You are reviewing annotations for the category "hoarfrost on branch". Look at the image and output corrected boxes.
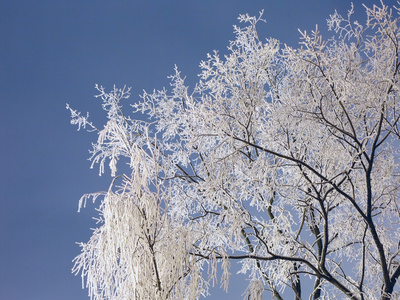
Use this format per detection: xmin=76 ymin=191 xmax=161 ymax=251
xmin=68 ymin=3 xmax=400 ymax=299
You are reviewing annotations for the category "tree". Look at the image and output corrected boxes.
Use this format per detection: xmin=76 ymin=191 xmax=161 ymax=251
xmin=67 ymin=3 xmax=400 ymax=299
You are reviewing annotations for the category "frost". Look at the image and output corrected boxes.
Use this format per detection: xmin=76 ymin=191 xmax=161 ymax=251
xmin=69 ymin=3 xmax=400 ymax=299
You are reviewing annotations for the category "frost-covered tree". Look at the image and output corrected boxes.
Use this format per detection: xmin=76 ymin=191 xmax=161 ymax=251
xmin=68 ymin=3 xmax=400 ymax=299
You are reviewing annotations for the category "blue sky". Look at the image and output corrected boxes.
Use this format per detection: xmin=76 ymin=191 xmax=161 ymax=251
xmin=0 ymin=0 xmax=382 ymax=299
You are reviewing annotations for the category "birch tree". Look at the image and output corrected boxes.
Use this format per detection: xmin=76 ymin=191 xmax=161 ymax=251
xmin=68 ymin=3 xmax=400 ymax=299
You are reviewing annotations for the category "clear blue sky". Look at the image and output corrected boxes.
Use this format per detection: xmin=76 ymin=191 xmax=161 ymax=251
xmin=0 ymin=0 xmax=379 ymax=299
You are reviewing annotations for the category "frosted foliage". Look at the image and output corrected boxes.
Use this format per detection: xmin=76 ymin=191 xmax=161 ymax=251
xmin=69 ymin=3 xmax=400 ymax=300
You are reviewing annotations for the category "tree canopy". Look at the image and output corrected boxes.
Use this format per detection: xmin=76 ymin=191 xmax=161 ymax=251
xmin=68 ymin=3 xmax=400 ymax=299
